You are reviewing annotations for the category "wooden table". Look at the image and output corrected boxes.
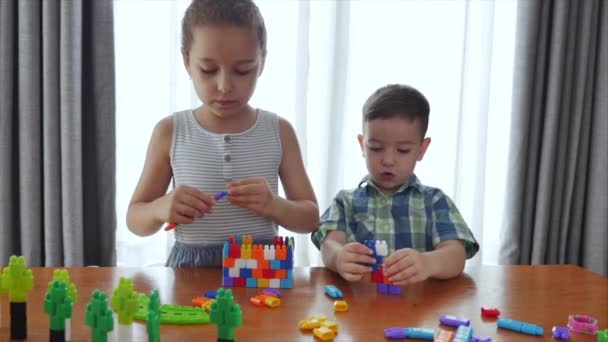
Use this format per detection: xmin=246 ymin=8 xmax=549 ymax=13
xmin=0 ymin=264 xmax=606 ymax=341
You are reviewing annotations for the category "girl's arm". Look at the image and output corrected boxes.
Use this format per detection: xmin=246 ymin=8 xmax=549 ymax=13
xmin=126 ymin=117 xmax=174 ymax=236
xmin=272 ymin=118 xmax=319 ymax=233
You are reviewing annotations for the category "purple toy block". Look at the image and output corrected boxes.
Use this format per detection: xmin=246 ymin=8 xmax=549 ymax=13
xmin=262 ymin=289 xmax=281 ymax=297
xmin=388 ymin=285 xmax=401 ymax=295
xmin=377 ymin=283 xmax=388 ymax=294
xmin=222 ymin=277 xmax=233 ymax=287
xmin=552 ymin=326 xmax=569 ymax=340
xmin=439 ymin=315 xmax=471 ymax=327
xmin=471 ymin=336 xmax=492 ymax=342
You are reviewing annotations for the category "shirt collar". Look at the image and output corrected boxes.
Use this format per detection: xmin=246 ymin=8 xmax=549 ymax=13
xmin=357 ymin=174 xmax=423 ymax=196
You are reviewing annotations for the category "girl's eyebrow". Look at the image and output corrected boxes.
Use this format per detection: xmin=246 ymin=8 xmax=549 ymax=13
xmin=198 ymin=57 xmax=256 ymax=64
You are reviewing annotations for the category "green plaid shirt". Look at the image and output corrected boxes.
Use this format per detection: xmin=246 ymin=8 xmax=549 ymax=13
xmin=311 ymin=175 xmax=479 ymax=258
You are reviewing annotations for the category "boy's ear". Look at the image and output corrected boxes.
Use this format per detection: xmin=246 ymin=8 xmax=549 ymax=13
xmin=182 ymin=49 xmax=192 ymax=78
xmin=357 ymin=134 xmax=365 ymax=155
xmin=417 ymin=137 xmax=431 ymax=161
xmin=258 ymin=56 xmax=266 ymax=76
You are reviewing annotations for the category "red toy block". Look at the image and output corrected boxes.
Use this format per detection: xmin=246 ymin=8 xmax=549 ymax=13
xmin=233 ymin=277 xmax=245 ymax=287
xmin=263 ymin=269 xmax=276 ymax=279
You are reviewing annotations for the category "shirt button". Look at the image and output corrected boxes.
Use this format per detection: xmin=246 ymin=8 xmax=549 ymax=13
xmin=224 ymin=135 xmax=231 ymax=143
xmin=224 ymin=153 xmax=231 ymax=162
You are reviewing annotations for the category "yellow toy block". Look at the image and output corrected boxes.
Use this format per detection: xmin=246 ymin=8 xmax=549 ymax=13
xmin=257 ymin=279 xmax=269 ymax=288
xmin=263 ymin=296 xmax=280 ymax=308
xmin=313 ymin=326 xmax=336 ymax=341
xmin=241 ymin=244 xmax=252 ymax=259
xmin=321 ymin=320 xmax=338 ymax=331
xmin=334 ymin=300 xmax=348 ymax=312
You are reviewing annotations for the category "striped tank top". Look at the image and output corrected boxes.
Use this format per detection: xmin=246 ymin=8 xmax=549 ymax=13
xmin=170 ymin=109 xmax=282 ymax=245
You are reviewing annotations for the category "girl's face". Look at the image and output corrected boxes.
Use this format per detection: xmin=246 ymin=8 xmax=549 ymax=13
xmin=183 ymin=25 xmax=263 ymax=120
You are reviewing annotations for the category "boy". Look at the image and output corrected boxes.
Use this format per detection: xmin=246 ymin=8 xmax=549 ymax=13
xmin=311 ymin=84 xmax=478 ymax=286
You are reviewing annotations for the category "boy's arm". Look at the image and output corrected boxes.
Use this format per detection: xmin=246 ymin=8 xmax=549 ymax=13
xmin=421 ymin=240 xmax=466 ymax=279
xmin=271 ymin=118 xmax=319 ymax=233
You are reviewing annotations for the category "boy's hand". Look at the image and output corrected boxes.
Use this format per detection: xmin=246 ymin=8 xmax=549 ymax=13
xmin=227 ymin=177 xmax=277 ymax=217
xmin=159 ymin=185 xmax=215 ymax=224
xmin=383 ymin=248 xmax=431 ymax=286
xmin=336 ymin=243 xmax=376 ymax=282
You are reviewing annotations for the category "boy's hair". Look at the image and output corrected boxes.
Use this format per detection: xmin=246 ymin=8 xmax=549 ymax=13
xmin=362 ymin=84 xmax=430 ymax=139
xmin=181 ymin=0 xmax=267 ymax=59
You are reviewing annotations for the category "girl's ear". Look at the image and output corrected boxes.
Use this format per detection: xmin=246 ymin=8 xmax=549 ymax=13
xmin=182 ymin=49 xmax=192 ymax=78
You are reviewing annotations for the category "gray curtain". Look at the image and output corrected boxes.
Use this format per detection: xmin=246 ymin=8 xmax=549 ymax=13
xmin=500 ymin=0 xmax=608 ymax=275
xmin=0 ymin=0 xmax=116 ymax=266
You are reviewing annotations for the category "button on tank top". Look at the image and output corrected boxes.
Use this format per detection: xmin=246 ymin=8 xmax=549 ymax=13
xmin=170 ymin=109 xmax=282 ymax=245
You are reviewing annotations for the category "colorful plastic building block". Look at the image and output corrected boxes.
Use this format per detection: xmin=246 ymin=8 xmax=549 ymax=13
xmin=453 ymin=325 xmax=473 ymax=342
xmin=262 ymin=288 xmax=281 ymax=297
xmin=567 ymin=314 xmax=598 ymax=334
xmin=205 ymin=290 xmax=218 ymax=299
xmin=435 ymin=329 xmax=455 ymax=342
xmin=365 ymin=240 xmax=401 ymax=295
xmin=440 ymin=315 xmax=470 ymax=327
xmin=481 ymin=307 xmax=500 ymax=318
xmin=111 ymin=277 xmax=139 ymax=325
xmin=334 ymin=300 xmax=348 ymax=312
xmin=298 ymin=314 xmax=328 ymax=330
xmin=146 ymin=290 xmax=160 ymax=342
xmin=313 ymin=326 xmax=336 ymax=341
xmin=497 ymin=317 xmax=543 ymax=336
xmin=324 ymin=284 xmax=343 ymax=298
xmin=222 ymin=235 xmax=294 ymax=289
xmin=250 ymin=294 xmax=280 ymax=308
xmin=44 ymin=280 xmax=73 ymax=342
xmin=470 ymin=336 xmax=492 ymax=342
xmin=209 ymin=288 xmax=242 ymax=341
xmin=85 ymin=290 xmax=114 ymax=342
xmin=552 ymin=326 xmax=569 ymax=340
xmin=384 ymin=327 xmax=434 ymax=340
xmin=135 ymin=293 xmax=210 ymax=324
xmin=1 ymin=255 xmax=34 ymax=340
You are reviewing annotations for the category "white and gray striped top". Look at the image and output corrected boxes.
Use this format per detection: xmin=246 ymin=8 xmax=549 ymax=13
xmin=170 ymin=109 xmax=282 ymax=245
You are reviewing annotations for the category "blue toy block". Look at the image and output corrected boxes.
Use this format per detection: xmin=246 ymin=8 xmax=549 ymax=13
xmin=239 ymin=268 xmax=252 ymax=278
xmin=223 ymin=268 xmax=229 ymax=277
xmin=223 ymin=242 xmax=229 ymax=258
xmin=246 ymin=278 xmax=257 ymax=288
xmin=377 ymin=283 xmax=388 ymax=294
xmin=269 ymin=260 xmax=281 ymax=270
xmin=280 ymin=278 xmax=292 ymax=289
xmin=222 ymin=277 xmax=233 ymax=287
xmin=286 ymin=270 xmax=292 ymax=280
xmin=324 ymin=285 xmax=343 ymax=299
xmin=236 ymin=235 xmax=242 ymax=244
xmin=205 ymin=290 xmax=217 ymax=299
xmin=388 ymin=285 xmax=401 ymax=295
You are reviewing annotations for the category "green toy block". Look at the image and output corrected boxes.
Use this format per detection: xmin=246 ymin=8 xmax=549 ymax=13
xmin=85 ymin=290 xmax=114 ymax=342
xmin=134 ymin=293 xmax=210 ymax=324
xmin=209 ymin=288 xmax=242 ymax=341
xmin=111 ymin=277 xmax=139 ymax=325
xmin=50 ymin=269 xmax=77 ymax=304
xmin=44 ymin=280 xmax=73 ymax=331
xmin=1 ymin=256 xmax=34 ymax=302
xmin=146 ymin=289 xmax=160 ymax=342
xmin=598 ymin=329 xmax=608 ymax=342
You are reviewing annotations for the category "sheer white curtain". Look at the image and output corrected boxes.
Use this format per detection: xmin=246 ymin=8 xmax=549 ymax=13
xmin=114 ymin=0 xmax=517 ymax=267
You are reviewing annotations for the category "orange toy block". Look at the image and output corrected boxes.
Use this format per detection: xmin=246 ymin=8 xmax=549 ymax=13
xmin=223 ymin=258 xmax=235 ymax=268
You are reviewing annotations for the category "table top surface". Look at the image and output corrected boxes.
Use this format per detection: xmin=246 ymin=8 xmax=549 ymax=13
xmin=0 ymin=264 xmax=606 ymax=341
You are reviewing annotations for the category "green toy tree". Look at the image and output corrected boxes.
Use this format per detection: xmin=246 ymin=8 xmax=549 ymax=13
xmin=85 ymin=290 xmax=114 ymax=342
xmin=146 ymin=289 xmax=160 ymax=342
xmin=1 ymin=255 xmax=34 ymax=340
xmin=209 ymin=288 xmax=242 ymax=342
xmin=44 ymin=280 xmax=73 ymax=342
xmin=49 ymin=269 xmax=77 ymax=304
xmin=111 ymin=277 xmax=138 ymax=325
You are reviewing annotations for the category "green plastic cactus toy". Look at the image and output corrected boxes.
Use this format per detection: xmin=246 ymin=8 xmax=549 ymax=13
xmin=209 ymin=288 xmax=242 ymax=342
xmin=111 ymin=277 xmax=139 ymax=325
xmin=146 ymin=289 xmax=161 ymax=342
xmin=1 ymin=255 xmax=34 ymax=340
xmin=44 ymin=280 xmax=73 ymax=338
xmin=85 ymin=290 xmax=114 ymax=342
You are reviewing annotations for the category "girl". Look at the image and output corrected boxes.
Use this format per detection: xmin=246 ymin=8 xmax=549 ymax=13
xmin=127 ymin=0 xmax=318 ymax=267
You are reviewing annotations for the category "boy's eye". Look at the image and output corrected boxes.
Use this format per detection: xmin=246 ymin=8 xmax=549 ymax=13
xmin=398 ymin=149 xmax=411 ymax=154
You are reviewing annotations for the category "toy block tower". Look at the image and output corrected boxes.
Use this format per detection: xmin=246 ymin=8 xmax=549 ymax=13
xmin=364 ymin=240 xmax=400 ymax=295
xmin=222 ymin=235 xmax=294 ymax=289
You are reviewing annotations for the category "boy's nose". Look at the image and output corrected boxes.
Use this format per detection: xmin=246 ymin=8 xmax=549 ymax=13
xmin=382 ymin=153 xmax=395 ymax=166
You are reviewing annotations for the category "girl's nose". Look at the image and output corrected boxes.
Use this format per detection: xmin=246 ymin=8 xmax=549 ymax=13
xmin=218 ymin=72 xmax=233 ymax=94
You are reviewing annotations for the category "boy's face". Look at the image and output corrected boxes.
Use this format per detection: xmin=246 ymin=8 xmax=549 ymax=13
xmin=183 ymin=25 xmax=263 ymax=119
xmin=358 ymin=116 xmax=430 ymax=195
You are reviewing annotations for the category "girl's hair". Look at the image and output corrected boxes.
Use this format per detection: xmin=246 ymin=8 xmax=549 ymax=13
xmin=181 ymin=0 xmax=267 ymax=59
xmin=362 ymin=84 xmax=430 ymax=139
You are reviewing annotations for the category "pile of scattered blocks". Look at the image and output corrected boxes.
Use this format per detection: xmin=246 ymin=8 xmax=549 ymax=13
xmin=222 ymin=235 xmax=294 ymax=289
xmin=364 ymin=240 xmax=400 ymax=295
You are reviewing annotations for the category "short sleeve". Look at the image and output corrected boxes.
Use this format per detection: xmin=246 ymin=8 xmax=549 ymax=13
xmin=431 ymin=191 xmax=479 ymax=259
xmin=310 ymin=191 xmax=349 ymax=250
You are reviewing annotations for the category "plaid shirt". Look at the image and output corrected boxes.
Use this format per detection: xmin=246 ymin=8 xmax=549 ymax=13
xmin=311 ymin=174 xmax=479 ymax=258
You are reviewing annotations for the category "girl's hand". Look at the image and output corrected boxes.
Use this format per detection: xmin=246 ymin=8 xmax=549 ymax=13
xmin=226 ymin=177 xmax=277 ymax=217
xmin=382 ymin=248 xmax=431 ymax=286
xmin=336 ymin=243 xmax=376 ymax=282
xmin=158 ymin=185 xmax=215 ymax=224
